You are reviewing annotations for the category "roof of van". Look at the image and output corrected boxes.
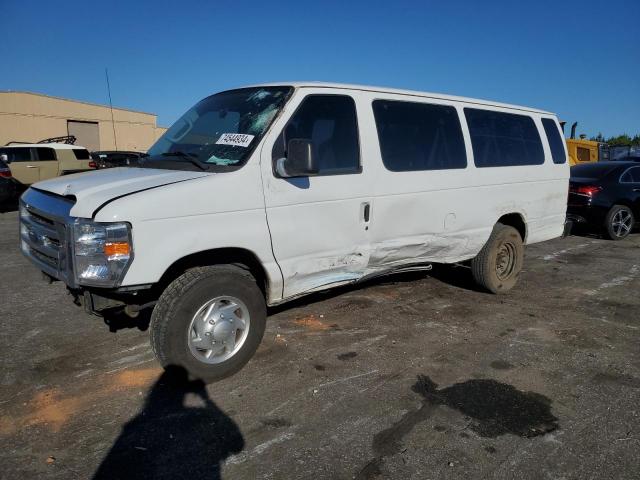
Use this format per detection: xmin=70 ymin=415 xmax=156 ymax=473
xmin=2 ymin=143 xmax=87 ymax=149
xmin=243 ymin=82 xmax=554 ymax=115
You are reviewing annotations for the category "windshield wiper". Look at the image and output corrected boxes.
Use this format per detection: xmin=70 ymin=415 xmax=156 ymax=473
xmin=160 ymin=151 xmax=208 ymax=171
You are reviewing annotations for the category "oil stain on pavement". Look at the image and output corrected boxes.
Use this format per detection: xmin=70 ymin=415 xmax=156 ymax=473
xmin=356 ymin=375 xmax=559 ymax=479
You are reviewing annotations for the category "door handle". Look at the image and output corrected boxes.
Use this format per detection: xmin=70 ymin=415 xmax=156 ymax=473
xmin=363 ymin=203 xmax=371 ymax=222
xmin=26 ymin=165 xmax=37 ymax=168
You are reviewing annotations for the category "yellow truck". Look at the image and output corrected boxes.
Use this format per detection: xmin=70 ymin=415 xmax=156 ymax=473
xmin=563 ymin=122 xmax=604 ymax=165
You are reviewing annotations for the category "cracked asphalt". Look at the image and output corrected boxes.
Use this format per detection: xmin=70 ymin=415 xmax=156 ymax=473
xmin=1 ymin=208 xmax=639 ymax=479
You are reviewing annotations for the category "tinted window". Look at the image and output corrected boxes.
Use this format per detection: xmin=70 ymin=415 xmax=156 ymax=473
xmin=541 ymin=118 xmax=566 ymax=164
xmin=372 ymin=100 xmax=467 ymax=172
xmin=72 ymin=149 xmax=90 ymax=160
xmin=35 ymin=147 xmax=57 ymax=161
xmin=464 ymin=109 xmax=544 ymax=167
xmin=0 ymin=147 xmax=32 ymax=162
xmin=570 ymin=163 xmax=619 ymax=179
xmin=621 ymin=166 xmax=640 ymax=183
xmin=272 ymin=95 xmax=359 ymax=175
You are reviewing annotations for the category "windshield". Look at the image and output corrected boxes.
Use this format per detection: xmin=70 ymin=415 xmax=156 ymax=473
xmin=147 ymin=86 xmax=292 ymax=169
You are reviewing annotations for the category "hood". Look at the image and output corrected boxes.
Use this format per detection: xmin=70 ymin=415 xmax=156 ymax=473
xmin=33 ymin=167 xmax=210 ymax=218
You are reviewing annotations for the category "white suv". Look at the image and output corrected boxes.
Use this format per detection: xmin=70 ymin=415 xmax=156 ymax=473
xmin=19 ymin=83 xmax=569 ymax=381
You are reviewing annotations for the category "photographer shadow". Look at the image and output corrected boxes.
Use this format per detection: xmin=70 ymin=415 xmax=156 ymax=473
xmin=93 ymin=365 xmax=244 ymax=480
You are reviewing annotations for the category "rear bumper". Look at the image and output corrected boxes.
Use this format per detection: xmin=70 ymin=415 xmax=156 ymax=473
xmin=567 ymin=205 xmax=608 ymax=228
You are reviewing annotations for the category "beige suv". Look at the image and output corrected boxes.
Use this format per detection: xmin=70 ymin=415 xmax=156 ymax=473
xmin=0 ymin=143 xmax=93 ymax=185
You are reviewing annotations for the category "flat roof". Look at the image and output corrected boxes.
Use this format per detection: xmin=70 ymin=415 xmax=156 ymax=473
xmin=2 ymin=143 xmax=86 ymax=149
xmin=0 ymin=90 xmax=158 ymax=117
xmin=241 ymin=82 xmax=554 ymax=115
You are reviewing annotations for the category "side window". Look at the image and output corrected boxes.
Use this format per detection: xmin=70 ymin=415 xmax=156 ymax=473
xmin=0 ymin=147 xmax=32 ymax=162
xmin=464 ymin=108 xmax=544 ymax=167
xmin=621 ymin=167 xmax=640 ymax=183
xmin=541 ymin=118 xmax=566 ymax=164
xmin=272 ymin=95 xmax=360 ymax=175
xmin=576 ymin=147 xmax=591 ymax=163
xmin=373 ymin=100 xmax=467 ymax=172
xmin=35 ymin=147 xmax=57 ymax=161
xmin=72 ymin=149 xmax=90 ymax=160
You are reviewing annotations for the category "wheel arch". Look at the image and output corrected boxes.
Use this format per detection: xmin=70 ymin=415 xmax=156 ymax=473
xmin=611 ymin=200 xmax=636 ymax=216
xmin=497 ymin=212 xmax=527 ymax=242
xmin=157 ymin=247 xmax=271 ymax=300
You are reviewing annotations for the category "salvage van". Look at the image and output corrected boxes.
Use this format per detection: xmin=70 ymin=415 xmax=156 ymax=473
xmin=19 ymin=83 xmax=569 ymax=381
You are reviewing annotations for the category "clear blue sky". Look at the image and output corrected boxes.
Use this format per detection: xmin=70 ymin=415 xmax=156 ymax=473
xmin=1 ymin=0 xmax=638 ymax=137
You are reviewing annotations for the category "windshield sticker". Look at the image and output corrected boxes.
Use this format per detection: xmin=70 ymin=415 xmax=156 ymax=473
xmin=216 ymin=133 xmax=255 ymax=148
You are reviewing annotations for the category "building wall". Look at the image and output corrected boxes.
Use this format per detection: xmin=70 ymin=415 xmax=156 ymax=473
xmin=0 ymin=91 xmax=167 ymax=152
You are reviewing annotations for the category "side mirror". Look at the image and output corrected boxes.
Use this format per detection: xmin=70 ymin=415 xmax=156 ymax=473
xmin=275 ymin=139 xmax=318 ymax=178
xmin=0 ymin=153 xmax=9 ymax=164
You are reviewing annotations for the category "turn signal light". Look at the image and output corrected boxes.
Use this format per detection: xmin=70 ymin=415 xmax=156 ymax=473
xmin=104 ymin=242 xmax=131 ymax=257
xmin=88 ymin=161 xmax=97 ymax=168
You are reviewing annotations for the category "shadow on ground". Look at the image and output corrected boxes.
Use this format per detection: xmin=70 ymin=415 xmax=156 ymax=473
xmin=93 ymin=365 xmax=244 ymax=480
xmin=102 ymin=308 xmax=152 ymax=332
xmin=357 ymin=375 xmax=559 ymax=479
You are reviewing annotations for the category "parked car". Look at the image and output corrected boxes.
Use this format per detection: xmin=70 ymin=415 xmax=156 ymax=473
xmin=18 ymin=82 xmax=569 ymax=382
xmin=0 ymin=157 xmax=20 ymax=205
xmin=0 ymin=143 xmax=92 ymax=186
xmin=611 ymin=156 xmax=640 ymax=162
xmin=90 ymin=151 xmax=148 ymax=169
xmin=568 ymin=162 xmax=640 ymax=239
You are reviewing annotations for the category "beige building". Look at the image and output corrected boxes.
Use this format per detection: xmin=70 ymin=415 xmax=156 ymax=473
xmin=0 ymin=91 xmax=167 ymax=152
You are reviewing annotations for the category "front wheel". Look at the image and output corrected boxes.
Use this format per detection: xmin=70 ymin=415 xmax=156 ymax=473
xmin=604 ymin=205 xmax=634 ymax=240
xmin=150 ymin=265 xmax=266 ymax=383
xmin=471 ymin=223 xmax=524 ymax=294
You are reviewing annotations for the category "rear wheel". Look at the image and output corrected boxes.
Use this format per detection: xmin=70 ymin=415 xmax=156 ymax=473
xmin=150 ymin=265 xmax=266 ymax=383
xmin=471 ymin=223 xmax=524 ymax=294
xmin=604 ymin=205 xmax=634 ymax=240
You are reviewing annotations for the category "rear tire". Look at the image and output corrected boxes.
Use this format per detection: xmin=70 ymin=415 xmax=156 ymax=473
xmin=471 ymin=223 xmax=524 ymax=294
xmin=604 ymin=205 xmax=634 ymax=240
xmin=150 ymin=265 xmax=266 ymax=383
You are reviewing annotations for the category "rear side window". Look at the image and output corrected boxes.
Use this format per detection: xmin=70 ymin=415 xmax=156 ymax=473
xmin=373 ymin=100 xmax=467 ymax=171
xmin=621 ymin=167 xmax=640 ymax=183
xmin=464 ymin=109 xmax=544 ymax=167
xmin=272 ymin=95 xmax=360 ymax=175
xmin=72 ymin=149 xmax=90 ymax=160
xmin=0 ymin=147 xmax=32 ymax=162
xmin=35 ymin=147 xmax=57 ymax=161
xmin=541 ymin=118 xmax=566 ymax=164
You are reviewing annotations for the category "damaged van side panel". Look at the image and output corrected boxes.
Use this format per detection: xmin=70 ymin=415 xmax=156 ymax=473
xmin=259 ymin=87 xmax=568 ymax=301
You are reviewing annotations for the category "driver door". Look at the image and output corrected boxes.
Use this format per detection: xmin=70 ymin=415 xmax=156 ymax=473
xmin=260 ymin=91 xmax=372 ymax=299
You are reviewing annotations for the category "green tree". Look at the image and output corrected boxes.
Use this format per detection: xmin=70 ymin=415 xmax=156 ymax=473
xmin=606 ymin=134 xmax=633 ymax=146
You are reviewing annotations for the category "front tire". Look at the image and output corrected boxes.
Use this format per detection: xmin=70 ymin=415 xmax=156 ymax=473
xmin=471 ymin=223 xmax=524 ymax=294
xmin=604 ymin=205 xmax=634 ymax=240
xmin=150 ymin=265 xmax=266 ymax=383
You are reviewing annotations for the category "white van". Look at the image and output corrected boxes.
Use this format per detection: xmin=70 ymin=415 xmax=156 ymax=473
xmin=19 ymin=83 xmax=569 ymax=381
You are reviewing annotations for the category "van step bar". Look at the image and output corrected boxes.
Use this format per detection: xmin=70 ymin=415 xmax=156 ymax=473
xmin=357 ymin=263 xmax=433 ymax=284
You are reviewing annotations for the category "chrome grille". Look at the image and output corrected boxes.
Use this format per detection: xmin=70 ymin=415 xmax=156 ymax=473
xmin=20 ymin=189 xmax=75 ymax=286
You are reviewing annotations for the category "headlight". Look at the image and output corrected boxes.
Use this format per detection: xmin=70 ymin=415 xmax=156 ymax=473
xmin=72 ymin=220 xmax=133 ymax=287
